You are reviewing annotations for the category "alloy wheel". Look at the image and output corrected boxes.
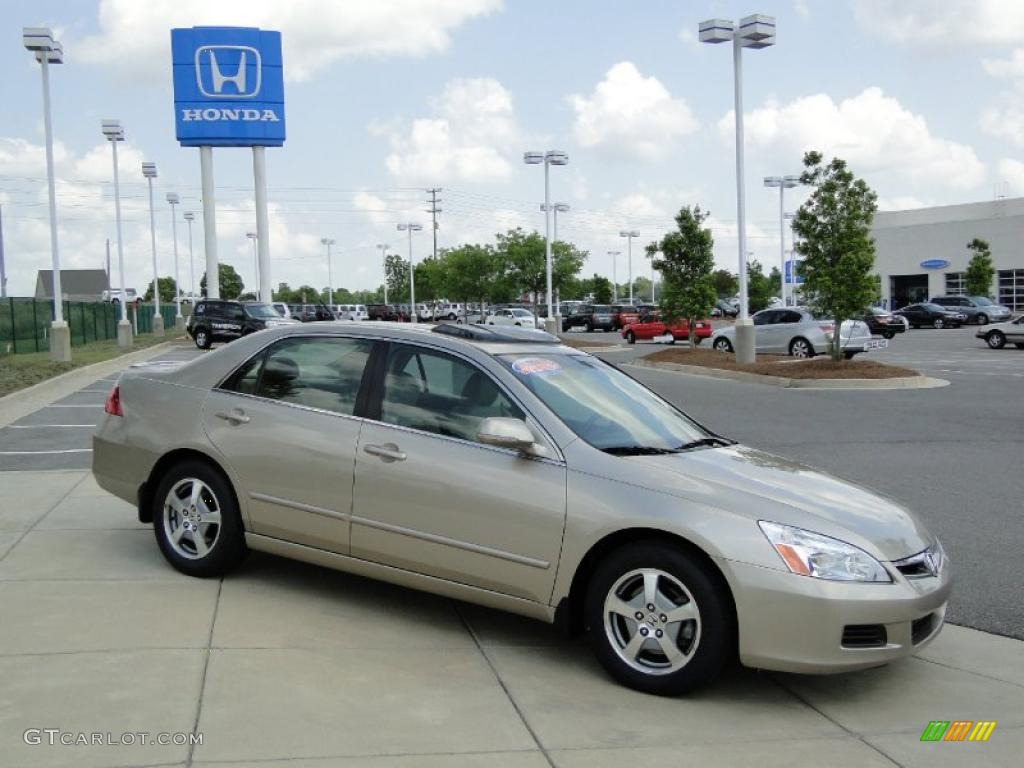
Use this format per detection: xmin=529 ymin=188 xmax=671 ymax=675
xmin=714 ymin=338 xmax=732 ymax=352
xmin=162 ymin=478 xmax=222 ymax=560
xmin=933 ymin=318 xmax=944 ymax=329
xmin=603 ymin=568 xmax=701 ymax=676
xmin=790 ymin=338 xmax=812 ymax=358
xmin=987 ymin=331 xmax=1006 ymax=349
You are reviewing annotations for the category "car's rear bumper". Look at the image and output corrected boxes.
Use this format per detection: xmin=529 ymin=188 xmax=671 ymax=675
xmin=92 ymin=433 xmax=153 ymax=508
xmin=721 ymin=558 xmax=952 ymax=674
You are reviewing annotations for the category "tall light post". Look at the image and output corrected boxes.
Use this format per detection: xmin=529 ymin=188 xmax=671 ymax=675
xmin=524 ymin=150 xmax=569 ymax=332
xmin=183 ymin=211 xmax=196 ymax=302
xmin=246 ymin=232 xmax=258 ymax=296
xmin=321 ymin=238 xmax=335 ymax=308
xmin=102 ymin=119 xmax=132 ymax=348
xmin=377 ymin=243 xmax=390 ymax=304
xmin=700 ymin=14 xmax=776 ymax=363
xmin=166 ymin=192 xmax=183 ymax=329
xmin=541 ymin=203 xmax=570 ymax=316
xmin=764 ymin=175 xmax=800 ymax=309
xmin=141 ymin=162 xmax=164 ymax=336
xmin=397 ymin=223 xmax=423 ymax=322
xmin=608 ymin=250 xmax=621 ymax=301
xmin=619 ymin=230 xmax=640 ymax=303
xmin=24 ymin=27 xmax=70 ymax=361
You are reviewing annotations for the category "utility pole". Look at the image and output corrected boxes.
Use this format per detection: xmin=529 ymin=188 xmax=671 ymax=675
xmin=425 ymin=188 xmax=442 ymax=260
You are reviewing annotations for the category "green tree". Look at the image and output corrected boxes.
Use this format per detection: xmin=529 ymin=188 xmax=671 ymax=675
xmin=711 ymin=269 xmax=738 ymax=299
xmin=385 ymin=253 xmax=410 ymax=303
xmin=746 ymin=260 xmax=776 ymax=313
xmin=964 ymin=238 xmax=995 ymax=297
xmin=552 ymin=240 xmax=588 ymax=301
xmin=649 ymin=206 xmax=717 ymax=347
xmin=791 ymin=151 xmax=878 ymax=360
xmin=414 ymin=257 xmax=448 ymax=304
xmin=498 ymin=228 xmax=586 ymax=316
xmin=200 ymin=263 xmax=244 ymax=299
xmin=143 ymin=276 xmax=178 ymax=304
xmin=589 ymin=274 xmax=613 ymax=304
xmin=443 ymin=244 xmax=501 ymax=308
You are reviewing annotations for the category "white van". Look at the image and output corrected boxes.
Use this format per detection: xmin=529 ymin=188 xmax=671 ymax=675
xmin=336 ymin=304 xmax=368 ymax=321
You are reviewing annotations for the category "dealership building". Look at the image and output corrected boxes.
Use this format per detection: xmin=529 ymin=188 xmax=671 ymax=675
xmin=871 ymin=196 xmax=1024 ymax=311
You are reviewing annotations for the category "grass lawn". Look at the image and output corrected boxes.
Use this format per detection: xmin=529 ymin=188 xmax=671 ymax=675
xmin=0 ymin=334 xmax=181 ymax=397
xmin=645 ymin=347 xmax=918 ymax=379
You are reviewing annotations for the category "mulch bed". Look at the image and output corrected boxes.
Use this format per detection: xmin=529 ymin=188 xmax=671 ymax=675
xmin=645 ymin=347 xmax=918 ymax=380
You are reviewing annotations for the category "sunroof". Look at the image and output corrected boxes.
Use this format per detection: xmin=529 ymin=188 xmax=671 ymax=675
xmin=431 ymin=323 xmax=560 ymax=343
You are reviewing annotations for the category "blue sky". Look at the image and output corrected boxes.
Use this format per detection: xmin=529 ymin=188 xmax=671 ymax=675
xmin=3 ymin=0 xmax=1024 ymax=297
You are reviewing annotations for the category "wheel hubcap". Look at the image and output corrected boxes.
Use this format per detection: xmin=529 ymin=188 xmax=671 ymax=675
xmin=603 ymin=568 xmax=701 ymax=676
xmin=793 ymin=341 xmax=809 ymax=357
xmin=163 ymin=478 xmax=222 ymax=560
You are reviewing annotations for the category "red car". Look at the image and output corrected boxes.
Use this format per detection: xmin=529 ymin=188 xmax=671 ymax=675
xmin=622 ymin=316 xmax=713 ymax=344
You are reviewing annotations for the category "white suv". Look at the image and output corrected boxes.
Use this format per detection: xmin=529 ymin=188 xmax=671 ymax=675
xmin=336 ymin=304 xmax=368 ymax=321
xmin=101 ymin=288 xmax=137 ymax=304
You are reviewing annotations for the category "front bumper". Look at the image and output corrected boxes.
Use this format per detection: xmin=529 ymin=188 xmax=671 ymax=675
xmin=721 ymin=557 xmax=952 ymax=674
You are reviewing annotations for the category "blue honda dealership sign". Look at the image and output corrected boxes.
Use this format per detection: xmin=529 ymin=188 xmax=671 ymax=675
xmin=171 ymin=27 xmax=285 ymax=147
xmin=785 ymin=259 xmax=805 ymax=285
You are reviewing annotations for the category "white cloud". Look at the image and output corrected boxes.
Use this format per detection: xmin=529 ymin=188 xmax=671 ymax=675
xmin=996 ymin=158 xmax=1024 ymax=194
xmin=794 ymin=0 xmax=811 ymax=20
xmin=569 ymin=62 xmax=698 ymax=161
xmin=877 ymin=195 xmax=929 ymax=211
xmin=76 ymin=0 xmax=502 ymax=82
xmin=982 ymin=49 xmax=1024 ymax=79
xmin=851 ymin=0 xmax=1024 ymax=45
xmin=720 ymin=87 xmax=986 ymax=189
xmin=382 ymin=77 xmax=521 ymax=185
xmin=980 ymin=102 xmax=1024 ymax=147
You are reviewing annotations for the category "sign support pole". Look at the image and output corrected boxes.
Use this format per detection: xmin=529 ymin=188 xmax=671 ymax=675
xmin=200 ymin=145 xmax=219 ymax=299
xmin=253 ymin=146 xmax=272 ymax=304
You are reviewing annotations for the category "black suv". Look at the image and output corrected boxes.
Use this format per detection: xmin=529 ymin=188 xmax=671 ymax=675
xmin=187 ymin=300 xmax=288 ymax=349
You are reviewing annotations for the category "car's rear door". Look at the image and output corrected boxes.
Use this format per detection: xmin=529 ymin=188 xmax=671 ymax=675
xmin=203 ymin=335 xmax=375 ymax=554
xmin=350 ymin=341 xmax=566 ymax=603
xmin=752 ymin=310 xmax=779 ymax=352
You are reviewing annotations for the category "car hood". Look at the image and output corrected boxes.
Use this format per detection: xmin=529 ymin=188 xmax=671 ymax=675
xmin=630 ymin=445 xmax=933 ymax=560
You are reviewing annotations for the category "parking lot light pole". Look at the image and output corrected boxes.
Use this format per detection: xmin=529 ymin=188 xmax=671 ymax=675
xmin=525 ymin=150 xmax=569 ymax=333
xmin=320 ymin=238 xmax=335 ymax=308
xmin=183 ymin=211 xmax=196 ymax=302
xmin=764 ymin=175 xmax=800 ymax=309
xmin=619 ymin=231 xmax=640 ymax=303
xmin=700 ymin=14 xmax=776 ymax=363
xmin=397 ymin=223 xmax=423 ymax=322
xmin=102 ymin=119 xmax=132 ymax=348
xmin=246 ymin=232 xmax=258 ymax=296
xmin=608 ymin=251 xmax=621 ymax=301
xmin=24 ymin=27 xmax=70 ymax=361
xmin=167 ymin=193 xmax=183 ymax=329
xmin=377 ymin=243 xmax=389 ymax=304
xmin=141 ymin=162 xmax=164 ymax=336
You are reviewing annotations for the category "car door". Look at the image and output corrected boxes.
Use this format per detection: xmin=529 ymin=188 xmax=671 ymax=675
xmin=751 ymin=310 xmax=778 ymax=352
xmin=773 ymin=310 xmax=805 ymax=354
xmin=202 ymin=335 xmax=375 ymax=554
xmin=1006 ymin=317 xmax=1024 ymax=344
xmin=350 ymin=342 xmax=566 ymax=603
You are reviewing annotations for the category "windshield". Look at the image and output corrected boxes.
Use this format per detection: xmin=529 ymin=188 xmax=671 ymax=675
xmin=245 ymin=304 xmax=279 ymax=319
xmin=511 ymin=309 xmax=532 ymax=316
xmin=970 ymin=296 xmax=994 ymax=306
xmin=498 ymin=353 xmax=710 ymax=452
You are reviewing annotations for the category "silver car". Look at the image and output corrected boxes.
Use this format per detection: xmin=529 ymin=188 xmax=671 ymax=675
xmin=93 ymin=323 xmax=949 ymax=694
xmin=976 ymin=315 xmax=1024 ymax=349
xmin=711 ymin=308 xmax=879 ymax=359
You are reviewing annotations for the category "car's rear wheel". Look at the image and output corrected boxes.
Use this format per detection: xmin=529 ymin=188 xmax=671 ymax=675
xmin=194 ymin=328 xmax=211 ymax=349
xmin=586 ymin=322 xmax=594 ymax=333
xmin=152 ymin=461 xmax=247 ymax=577
xmin=844 ymin=351 xmax=857 ymax=360
xmin=987 ymin=330 xmax=1007 ymax=349
xmin=882 ymin=330 xmax=895 ymax=339
xmin=977 ymin=313 xmax=989 ymax=325
xmin=625 ymin=330 xmax=636 ymax=344
xmin=585 ymin=541 xmax=732 ymax=695
xmin=932 ymin=318 xmax=945 ymax=329
xmin=713 ymin=337 xmax=732 ymax=353
xmin=789 ymin=337 xmax=814 ymax=358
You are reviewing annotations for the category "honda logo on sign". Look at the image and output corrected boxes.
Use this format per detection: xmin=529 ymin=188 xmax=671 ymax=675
xmin=195 ymin=46 xmax=261 ymax=98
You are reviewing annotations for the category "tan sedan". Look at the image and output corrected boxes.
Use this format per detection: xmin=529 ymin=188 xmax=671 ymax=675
xmin=94 ymin=323 xmax=951 ymax=694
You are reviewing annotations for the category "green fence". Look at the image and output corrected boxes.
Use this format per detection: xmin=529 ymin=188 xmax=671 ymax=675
xmin=0 ymin=298 xmax=177 ymax=356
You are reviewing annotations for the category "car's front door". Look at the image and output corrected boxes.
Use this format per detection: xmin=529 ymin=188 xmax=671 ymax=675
xmin=1006 ymin=317 xmax=1024 ymax=343
xmin=752 ymin=310 xmax=778 ymax=352
xmin=350 ymin=342 xmax=566 ymax=603
xmin=203 ymin=335 xmax=375 ymax=554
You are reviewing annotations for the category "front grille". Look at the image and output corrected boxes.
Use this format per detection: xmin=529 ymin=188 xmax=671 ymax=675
xmin=842 ymin=624 xmax=888 ymax=648
xmin=911 ymin=614 xmax=937 ymax=645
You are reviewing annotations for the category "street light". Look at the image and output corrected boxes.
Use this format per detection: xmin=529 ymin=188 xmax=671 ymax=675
xmin=24 ymin=27 xmax=70 ymax=361
xmin=619 ymin=230 xmax=640 ymax=303
xmin=320 ymin=238 xmax=335 ymax=308
xmin=525 ymin=150 xmax=569 ymax=331
xmin=608 ymin=250 xmax=621 ymax=301
xmin=764 ymin=175 xmax=800 ymax=309
xmin=166 ymin=192 xmax=183 ymax=327
xmin=246 ymin=232 xmax=258 ymax=295
xmin=183 ymin=211 xmax=196 ymax=302
xmin=397 ymin=223 xmax=423 ymax=322
xmin=101 ymin=119 xmax=132 ymax=348
xmin=141 ymin=162 xmax=164 ymax=336
xmin=700 ymin=13 xmax=776 ymax=363
xmin=377 ymin=243 xmax=389 ymax=304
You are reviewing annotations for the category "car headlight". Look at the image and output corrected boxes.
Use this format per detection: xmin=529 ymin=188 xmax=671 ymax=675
xmin=758 ymin=521 xmax=892 ymax=582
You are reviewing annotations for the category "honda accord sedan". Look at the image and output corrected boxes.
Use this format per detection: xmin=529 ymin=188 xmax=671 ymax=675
xmin=93 ymin=323 xmax=950 ymax=695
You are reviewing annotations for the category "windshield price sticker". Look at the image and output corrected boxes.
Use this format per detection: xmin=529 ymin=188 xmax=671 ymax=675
xmin=512 ymin=357 xmax=562 ymax=376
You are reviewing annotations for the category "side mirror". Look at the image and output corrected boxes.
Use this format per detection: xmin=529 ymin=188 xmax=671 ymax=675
xmin=477 ymin=417 xmax=538 ymax=454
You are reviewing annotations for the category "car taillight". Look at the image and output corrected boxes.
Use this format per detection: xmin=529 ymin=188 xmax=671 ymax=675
xmin=819 ymin=323 xmax=835 ymax=332
xmin=104 ymin=385 xmax=123 ymax=417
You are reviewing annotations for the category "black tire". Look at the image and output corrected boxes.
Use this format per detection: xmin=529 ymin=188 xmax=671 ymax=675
xmin=932 ymin=318 xmax=945 ymax=329
xmin=986 ymin=330 xmax=1006 ymax=349
xmin=584 ymin=541 xmax=733 ymax=696
xmin=625 ymin=330 xmax=636 ymax=344
xmin=152 ymin=460 xmax=247 ymax=577
xmin=789 ymin=337 xmax=814 ymax=358
xmin=882 ymin=330 xmax=895 ymax=340
xmin=844 ymin=351 xmax=856 ymax=360
xmin=586 ymin=322 xmax=594 ymax=333
xmin=448 ymin=313 xmax=456 ymax=321
xmin=713 ymin=337 xmax=732 ymax=353
xmin=977 ymin=314 xmax=989 ymax=325
xmin=194 ymin=327 xmax=211 ymax=349
xmin=1015 ymin=343 xmax=1024 ymax=349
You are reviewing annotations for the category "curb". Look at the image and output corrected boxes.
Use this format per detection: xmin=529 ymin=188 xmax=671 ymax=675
xmin=627 ymin=359 xmax=949 ymax=390
xmin=0 ymin=340 xmax=187 ymax=429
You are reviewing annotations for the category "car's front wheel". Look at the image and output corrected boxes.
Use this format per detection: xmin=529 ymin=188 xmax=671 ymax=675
xmin=882 ymin=330 xmax=895 ymax=339
xmin=152 ymin=461 xmax=247 ymax=577
xmin=194 ymin=328 xmax=211 ymax=349
xmin=987 ymin=330 xmax=1007 ymax=349
xmin=933 ymin=318 xmax=945 ymax=329
xmin=585 ymin=541 xmax=732 ymax=695
xmin=713 ymin=337 xmax=732 ymax=353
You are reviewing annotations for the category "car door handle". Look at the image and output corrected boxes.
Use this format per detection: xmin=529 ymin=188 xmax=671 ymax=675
xmin=363 ymin=443 xmax=407 ymax=462
xmin=214 ymin=409 xmax=250 ymax=425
